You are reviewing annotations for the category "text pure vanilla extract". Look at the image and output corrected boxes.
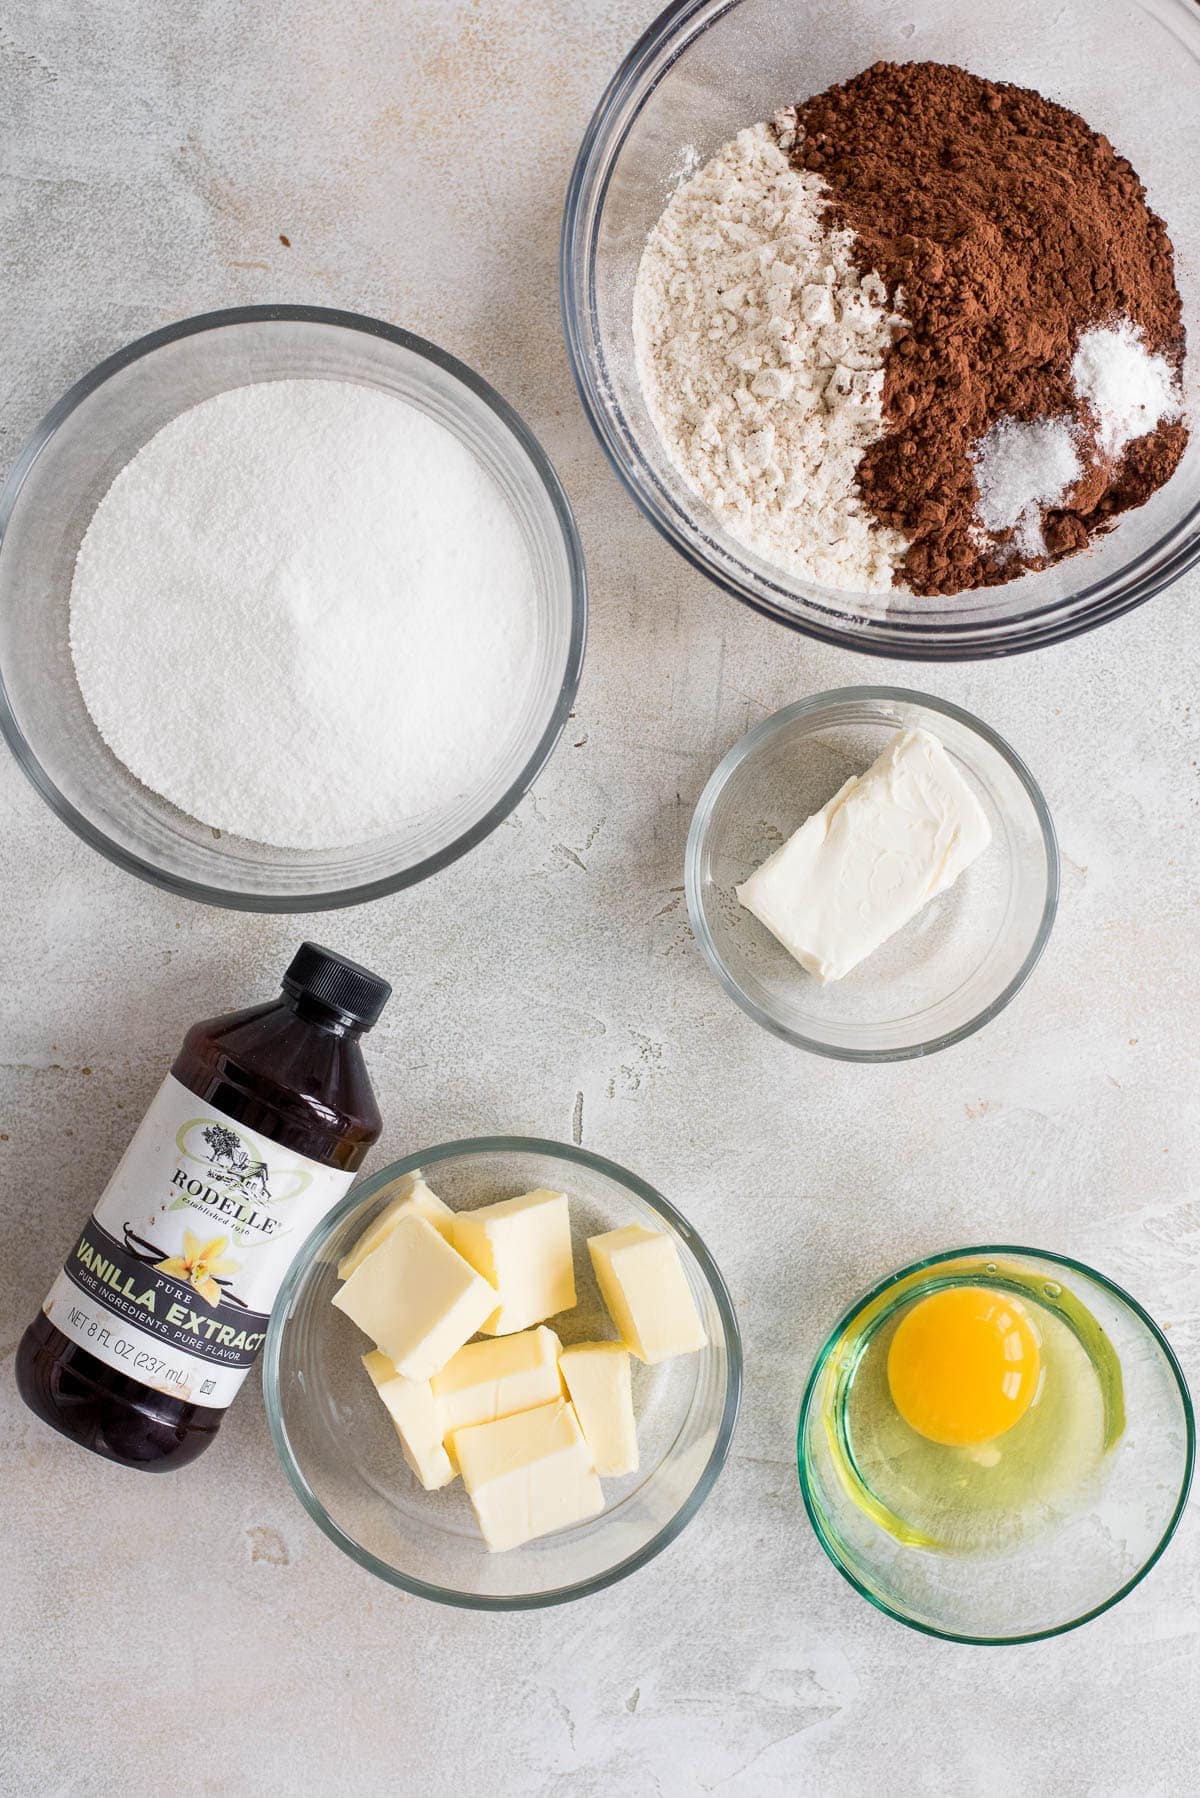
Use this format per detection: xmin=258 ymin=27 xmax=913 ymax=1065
xmin=16 ymin=944 xmax=390 ymax=1472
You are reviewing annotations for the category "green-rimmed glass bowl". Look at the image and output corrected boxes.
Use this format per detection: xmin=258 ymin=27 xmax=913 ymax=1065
xmin=797 ymin=1247 xmax=1194 ymax=1643
xmin=265 ymin=1138 xmax=741 ymax=1609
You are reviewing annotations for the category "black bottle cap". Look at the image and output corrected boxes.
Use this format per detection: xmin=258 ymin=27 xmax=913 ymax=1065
xmin=281 ymin=942 xmax=392 ymax=1029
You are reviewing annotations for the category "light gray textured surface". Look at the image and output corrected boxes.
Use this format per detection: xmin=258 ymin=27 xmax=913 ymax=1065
xmin=1 ymin=4 xmax=1197 ymax=1793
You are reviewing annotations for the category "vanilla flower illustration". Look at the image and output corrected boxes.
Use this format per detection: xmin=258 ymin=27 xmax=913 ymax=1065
xmin=157 ymin=1230 xmax=238 ymax=1306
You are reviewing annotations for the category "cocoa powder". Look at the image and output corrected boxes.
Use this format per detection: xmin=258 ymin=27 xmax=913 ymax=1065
xmin=789 ymin=61 xmax=1187 ymax=595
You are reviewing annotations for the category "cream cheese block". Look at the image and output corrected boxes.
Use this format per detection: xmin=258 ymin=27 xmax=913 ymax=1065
xmin=361 ymin=1350 xmax=456 ymax=1491
xmin=452 ymin=1189 xmax=575 ymax=1335
xmin=451 ymin=1398 xmax=604 ymax=1552
xmin=432 ymin=1325 xmax=564 ymax=1443
xmin=337 ymin=1173 xmax=454 ymax=1280
xmin=587 ymin=1224 xmax=706 ymax=1365
xmin=736 ymin=726 xmax=992 ymax=983
xmin=558 ymin=1342 xmax=638 ymax=1476
xmin=332 ymin=1213 xmax=496 ymax=1380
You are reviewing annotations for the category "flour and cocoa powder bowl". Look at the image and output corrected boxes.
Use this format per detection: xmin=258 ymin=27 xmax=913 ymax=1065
xmin=563 ymin=0 xmax=1200 ymax=658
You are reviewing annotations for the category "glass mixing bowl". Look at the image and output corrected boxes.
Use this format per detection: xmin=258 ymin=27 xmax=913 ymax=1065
xmin=685 ymin=688 xmax=1058 ymax=1059
xmin=264 ymin=1138 xmax=742 ymax=1609
xmin=0 ymin=306 xmax=586 ymax=910
xmin=561 ymin=0 xmax=1200 ymax=658
xmin=797 ymin=1247 xmax=1195 ymax=1643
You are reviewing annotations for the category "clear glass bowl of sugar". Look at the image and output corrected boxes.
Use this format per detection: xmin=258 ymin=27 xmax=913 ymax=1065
xmin=685 ymin=689 xmax=1059 ymax=1060
xmin=0 ymin=306 xmax=586 ymax=910
xmin=263 ymin=1139 xmax=742 ymax=1609
xmin=561 ymin=0 xmax=1200 ymax=658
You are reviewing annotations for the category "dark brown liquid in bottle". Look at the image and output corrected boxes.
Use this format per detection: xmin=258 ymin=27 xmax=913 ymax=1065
xmin=16 ymin=979 xmax=383 ymax=1473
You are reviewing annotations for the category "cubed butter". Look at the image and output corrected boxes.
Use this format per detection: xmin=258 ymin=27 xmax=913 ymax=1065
xmin=558 ymin=1342 xmax=638 ymax=1476
xmin=337 ymin=1173 xmax=454 ymax=1279
xmin=432 ymin=1325 xmax=564 ymax=1444
xmin=452 ymin=1398 xmax=604 ymax=1552
xmin=361 ymin=1350 xmax=455 ymax=1491
xmin=736 ymin=727 xmax=992 ymax=983
xmin=452 ymin=1189 xmax=575 ymax=1335
xmin=332 ymin=1213 xmax=496 ymax=1380
xmin=587 ymin=1224 xmax=706 ymax=1365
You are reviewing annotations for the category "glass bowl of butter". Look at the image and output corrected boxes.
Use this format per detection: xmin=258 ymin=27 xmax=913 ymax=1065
xmin=264 ymin=1138 xmax=742 ymax=1608
xmin=685 ymin=688 xmax=1059 ymax=1060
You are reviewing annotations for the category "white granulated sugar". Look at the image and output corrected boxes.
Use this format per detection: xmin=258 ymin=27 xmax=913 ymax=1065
xmin=1072 ymin=317 xmax=1183 ymax=459
xmin=70 ymin=380 xmax=536 ymax=849
xmin=973 ymin=416 xmax=1083 ymax=557
xmin=632 ymin=119 xmax=908 ymax=593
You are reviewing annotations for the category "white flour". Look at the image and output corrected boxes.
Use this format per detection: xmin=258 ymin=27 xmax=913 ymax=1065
xmin=70 ymin=380 xmax=536 ymax=849
xmin=632 ymin=119 xmax=908 ymax=593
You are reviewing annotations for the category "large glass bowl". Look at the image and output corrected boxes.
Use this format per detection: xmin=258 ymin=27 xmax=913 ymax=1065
xmin=797 ymin=1247 xmax=1195 ymax=1643
xmin=561 ymin=0 xmax=1200 ymax=658
xmin=686 ymin=688 xmax=1058 ymax=1059
xmin=0 ymin=306 xmax=586 ymax=910
xmin=264 ymin=1138 xmax=742 ymax=1609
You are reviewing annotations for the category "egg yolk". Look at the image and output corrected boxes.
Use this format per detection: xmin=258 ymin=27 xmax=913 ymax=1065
xmin=886 ymin=1286 xmax=1041 ymax=1447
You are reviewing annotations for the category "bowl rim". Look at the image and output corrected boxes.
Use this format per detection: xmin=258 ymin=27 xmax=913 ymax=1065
xmin=559 ymin=0 xmax=1200 ymax=661
xmin=795 ymin=1243 xmax=1196 ymax=1645
xmin=263 ymin=1134 xmax=744 ymax=1610
xmin=0 ymin=303 xmax=588 ymax=913
xmin=684 ymin=686 xmax=1060 ymax=1061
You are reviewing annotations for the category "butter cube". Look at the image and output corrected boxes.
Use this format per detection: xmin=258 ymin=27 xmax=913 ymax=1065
xmin=432 ymin=1325 xmax=564 ymax=1443
xmin=361 ymin=1350 xmax=455 ymax=1491
xmin=588 ymin=1225 xmax=706 ymax=1365
xmin=559 ymin=1342 xmax=638 ymax=1476
xmin=332 ymin=1214 xmax=496 ymax=1380
xmin=337 ymin=1173 xmax=454 ymax=1279
xmin=452 ymin=1189 xmax=575 ymax=1335
xmin=736 ymin=727 xmax=992 ymax=983
xmin=452 ymin=1399 xmax=604 ymax=1552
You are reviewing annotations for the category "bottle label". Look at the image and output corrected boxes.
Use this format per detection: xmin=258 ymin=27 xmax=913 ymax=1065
xmin=42 ymin=1074 xmax=355 ymax=1409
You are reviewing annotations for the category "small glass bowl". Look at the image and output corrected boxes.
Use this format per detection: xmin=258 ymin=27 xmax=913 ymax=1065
xmin=264 ymin=1138 xmax=742 ymax=1609
xmin=797 ymin=1247 xmax=1195 ymax=1644
xmin=561 ymin=0 xmax=1200 ymax=658
xmin=0 ymin=306 xmax=586 ymax=911
xmin=685 ymin=687 xmax=1058 ymax=1060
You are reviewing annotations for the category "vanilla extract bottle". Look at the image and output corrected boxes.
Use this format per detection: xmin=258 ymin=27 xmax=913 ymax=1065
xmin=16 ymin=944 xmax=389 ymax=1472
